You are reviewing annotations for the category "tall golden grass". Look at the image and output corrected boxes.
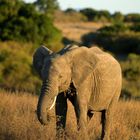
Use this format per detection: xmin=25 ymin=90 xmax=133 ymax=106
xmin=0 ymin=90 xmax=140 ymax=140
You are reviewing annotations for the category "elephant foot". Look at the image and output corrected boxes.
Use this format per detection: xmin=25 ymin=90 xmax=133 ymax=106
xmin=78 ymin=128 xmax=89 ymax=140
xmin=56 ymin=128 xmax=66 ymax=140
xmin=102 ymin=135 xmax=110 ymax=140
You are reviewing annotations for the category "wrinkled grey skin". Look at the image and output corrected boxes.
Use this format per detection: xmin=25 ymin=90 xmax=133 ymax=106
xmin=33 ymin=45 xmax=122 ymax=140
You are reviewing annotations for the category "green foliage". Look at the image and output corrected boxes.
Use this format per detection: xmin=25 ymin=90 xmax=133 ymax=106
xmin=96 ymin=10 xmax=111 ymax=21
xmin=79 ymin=8 xmax=140 ymax=24
xmin=0 ymin=42 xmax=41 ymax=93
xmin=130 ymin=23 xmax=140 ymax=32
xmin=124 ymin=14 xmax=140 ymax=23
xmin=80 ymin=8 xmax=114 ymax=22
xmin=112 ymin=12 xmax=124 ymax=24
xmin=65 ymin=8 xmax=77 ymax=13
xmin=98 ymin=23 xmax=129 ymax=34
xmin=80 ymin=8 xmax=98 ymax=21
xmin=35 ymin=0 xmax=59 ymax=18
xmin=82 ymin=23 xmax=140 ymax=54
xmin=0 ymin=0 xmax=23 ymax=22
xmin=121 ymin=54 xmax=140 ymax=98
xmin=0 ymin=0 xmax=63 ymax=52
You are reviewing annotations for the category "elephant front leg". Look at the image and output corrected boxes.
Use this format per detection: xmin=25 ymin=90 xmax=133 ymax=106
xmin=77 ymin=97 xmax=89 ymax=140
xmin=68 ymin=93 xmax=80 ymax=129
xmin=55 ymin=92 xmax=67 ymax=139
xmin=101 ymin=109 xmax=112 ymax=140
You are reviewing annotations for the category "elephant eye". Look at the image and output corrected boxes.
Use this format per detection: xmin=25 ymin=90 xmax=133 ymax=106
xmin=59 ymin=75 xmax=62 ymax=79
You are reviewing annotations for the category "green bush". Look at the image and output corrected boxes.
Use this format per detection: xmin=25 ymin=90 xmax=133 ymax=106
xmin=0 ymin=0 xmax=63 ymax=52
xmin=124 ymin=13 xmax=140 ymax=23
xmin=82 ymin=23 xmax=140 ymax=54
xmin=80 ymin=8 xmax=98 ymax=21
xmin=98 ymin=23 xmax=129 ymax=34
xmin=112 ymin=12 xmax=124 ymax=24
xmin=121 ymin=54 xmax=140 ymax=98
xmin=0 ymin=42 xmax=41 ymax=93
xmin=130 ymin=23 xmax=140 ymax=32
xmin=80 ymin=8 xmax=112 ymax=22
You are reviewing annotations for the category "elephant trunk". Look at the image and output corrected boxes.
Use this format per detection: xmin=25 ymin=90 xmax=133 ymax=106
xmin=37 ymin=80 xmax=58 ymax=125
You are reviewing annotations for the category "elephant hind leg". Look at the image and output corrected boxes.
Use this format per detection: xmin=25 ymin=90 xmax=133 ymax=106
xmin=101 ymin=102 xmax=117 ymax=140
xmin=101 ymin=109 xmax=113 ymax=140
xmin=101 ymin=83 xmax=121 ymax=140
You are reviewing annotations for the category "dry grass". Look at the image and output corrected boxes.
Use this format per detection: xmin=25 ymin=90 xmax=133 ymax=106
xmin=55 ymin=22 xmax=106 ymax=42
xmin=0 ymin=90 xmax=140 ymax=140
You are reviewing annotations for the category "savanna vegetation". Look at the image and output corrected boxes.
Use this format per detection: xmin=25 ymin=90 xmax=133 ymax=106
xmin=0 ymin=0 xmax=140 ymax=139
xmin=0 ymin=0 xmax=63 ymax=93
xmin=0 ymin=0 xmax=63 ymax=51
xmin=0 ymin=0 xmax=139 ymax=97
xmin=0 ymin=90 xmax=140 ymax=140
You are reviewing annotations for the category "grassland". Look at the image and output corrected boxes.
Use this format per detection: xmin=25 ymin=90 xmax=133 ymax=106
xmin=55 ymin=22 xmax=106 ymax=42
xmin=0 ymin=90 xmax=140 ymax=140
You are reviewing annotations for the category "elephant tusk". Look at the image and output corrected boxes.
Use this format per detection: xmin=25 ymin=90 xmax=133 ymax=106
xmin=49 ymin=96 xmax=57 ymax=110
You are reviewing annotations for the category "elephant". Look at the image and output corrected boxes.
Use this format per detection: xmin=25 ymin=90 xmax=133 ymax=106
xmin=33 ymin=44 xmax=122 ymax=140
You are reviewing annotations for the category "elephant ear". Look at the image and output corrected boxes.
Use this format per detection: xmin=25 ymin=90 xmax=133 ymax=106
xmin=65 ymin=46 xmax=99 ymax=88
xmin=33 ymin=45 xmax=53 ymax=76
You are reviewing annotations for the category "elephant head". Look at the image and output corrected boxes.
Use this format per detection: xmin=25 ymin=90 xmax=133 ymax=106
xmin=33 ymin=45 xmax=80 ymax=124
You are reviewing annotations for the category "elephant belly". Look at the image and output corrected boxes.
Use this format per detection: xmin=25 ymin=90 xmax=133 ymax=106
xmin=88 ymin=61 xmax=121 ymax=111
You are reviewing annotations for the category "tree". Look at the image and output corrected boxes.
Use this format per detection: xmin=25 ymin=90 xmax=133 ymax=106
xmin=124 ymin=13 xmax=140 ymax=23
xmin=65 ymin=8 xmax=77 ymax=13
xmin=80 ymin=8 xmax=97 ymax=21
xmin=35 ymin=0 xmax=59 ymax=16
xmin=0 ymin=0 xmax=23 ymax=22
xmin=112 ymin=12 xmax=124 ymax=24
xmin=0 ymin=0 xmax=63 ymax=51
xmin=80 ymin=8 xmax=111 ymax=22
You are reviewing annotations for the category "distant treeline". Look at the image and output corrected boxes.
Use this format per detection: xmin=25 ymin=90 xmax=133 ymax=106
xmin=0 ymin=0 xmax=140 ymax=48
xmin=63 ymin=8 xmax=140 ymax=23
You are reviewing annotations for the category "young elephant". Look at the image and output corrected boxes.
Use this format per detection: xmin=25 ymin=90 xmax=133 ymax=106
xmin=33 ymin=45 xmax=122 ymax=140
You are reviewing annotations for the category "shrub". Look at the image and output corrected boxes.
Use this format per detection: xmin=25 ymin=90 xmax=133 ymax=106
xmin=0 ymin=42 xmax=41 ymax=93
xmin=130 ymin=23 xmax=140 ymax=32
xmin=80 ymin=8 xmax=112 ymax=22
xmin=124 ymin=13 xmax=140 ymax=23
xmin=121 ymin=54 xmax=140 ymax=98
xmin=81 ymin=23 xmax=140 ymax=54
xmin=112 ymin=12 xmax=124 ymax=24
xmin=0 ymin=0 xmax=63 ymax=52
xmin=80 ymin=8 xmax=98 ymax=21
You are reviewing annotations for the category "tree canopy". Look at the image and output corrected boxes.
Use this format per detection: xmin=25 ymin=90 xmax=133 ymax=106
xmin=0 ymin=0 xmax=63 ymax=51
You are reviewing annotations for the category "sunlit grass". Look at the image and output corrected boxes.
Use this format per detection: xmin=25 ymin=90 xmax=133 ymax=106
xmin=0 ymin=91 xmax=140 ymax=140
